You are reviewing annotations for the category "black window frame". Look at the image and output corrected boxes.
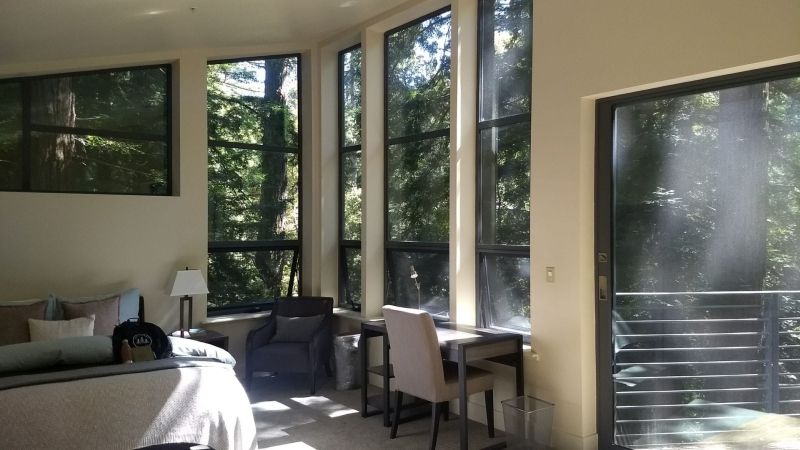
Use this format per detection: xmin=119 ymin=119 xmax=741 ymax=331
xmin=475 ymin=0 xmax=532 ymax=338
xmin=0 ymin=64 xmax=173 ymax=196
xmin=594 ymin=61 xmax=800 ymax=450
xmin=384 ymin=6 xmax=453 ymax=319
xmin=338 ymin=43 xmax=363 ymax=311
xmin=206 ymin=53 xmax=303 ymax=315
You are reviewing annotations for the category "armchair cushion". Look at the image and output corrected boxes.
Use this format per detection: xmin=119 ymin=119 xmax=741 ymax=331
xmin=272 ymin=314 xmax=324 ymax=343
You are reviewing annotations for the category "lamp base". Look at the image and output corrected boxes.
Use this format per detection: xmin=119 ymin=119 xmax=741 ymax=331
xmin=179 ymin=295 xmax=194 ymax=339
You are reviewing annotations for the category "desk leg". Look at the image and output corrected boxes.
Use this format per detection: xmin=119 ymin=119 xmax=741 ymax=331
xmin=383 ymin=334 xmax=391 ymax=427
xmin=515 ymin=336 xmax=524 ymax=396
xmin=360 ymin=329 xmax=368 ymax=417
xmin=459 ymin=345 xmax=468 ymax=450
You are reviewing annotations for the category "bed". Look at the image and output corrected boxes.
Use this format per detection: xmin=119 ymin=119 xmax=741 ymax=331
xmin=0 ymin=291 xmax=257 ymax=450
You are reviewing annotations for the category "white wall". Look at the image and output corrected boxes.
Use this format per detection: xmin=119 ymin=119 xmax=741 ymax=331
xmin=0 ymin=1 xmax=799 ymax=449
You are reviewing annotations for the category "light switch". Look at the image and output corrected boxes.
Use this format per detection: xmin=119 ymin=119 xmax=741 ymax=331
xmin=546 ymin=266 xmax=555 ymax=283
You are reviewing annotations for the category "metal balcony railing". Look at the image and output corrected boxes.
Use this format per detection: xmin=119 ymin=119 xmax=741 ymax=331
xmin=612 ymin=290 xmax=800 ymax=448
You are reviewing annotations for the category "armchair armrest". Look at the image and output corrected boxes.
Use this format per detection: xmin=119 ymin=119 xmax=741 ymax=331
xmin=246 ymin=318 xmax=276 ymax=355
xmin=309 ymin=315 xmax=333 ymax=362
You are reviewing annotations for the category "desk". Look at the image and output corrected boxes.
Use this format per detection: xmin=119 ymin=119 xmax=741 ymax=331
xmin=360 ymin=320 xmax=524 ymax=450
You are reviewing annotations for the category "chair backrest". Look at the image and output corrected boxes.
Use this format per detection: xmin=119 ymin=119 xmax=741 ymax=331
xmin=274 ymin=296 xmax=333 ymax=318
xmin=382 ymin=305 xmax=445 ymax=402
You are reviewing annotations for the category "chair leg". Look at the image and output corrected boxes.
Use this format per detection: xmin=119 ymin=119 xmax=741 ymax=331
xmin=442 ymin=401 xmax=450 ymax=421
xmin=390 ymin=391 xmax=403 ymax=439
xmin=309 ymin=369 xmax=316 ymax=395
xmin=485 ymin=390 xmax=495 ymax=438
xmin=430 ymin=402 xmax=443 ymax=450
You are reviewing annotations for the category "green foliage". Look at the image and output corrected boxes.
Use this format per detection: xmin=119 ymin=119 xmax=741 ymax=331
xmin=0 ymin=82 xmax=22 ymax=189
xmin=385 ymin=10 xmax=452 ymax=317
xmin=341 ymin=48 xmax=362 ymax=148
xmin=207 ymin=57 xmax=301 ymax=309
xmin=0 ymin=67 xmax=170 ymax=194
xmin=342 ymin=151 xmax=362 ymax=241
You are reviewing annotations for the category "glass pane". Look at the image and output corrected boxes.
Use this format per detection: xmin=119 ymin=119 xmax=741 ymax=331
xmin=209 ymin=146 xmax=299 ymax=241
xmin=479 ymin=0 xmax=532 ymax=121
xmin=208 ymin=249 xmax=299 ymax=309
xmin=387 ymin=136 xmax=449 ymax=242
xmin=341 ymin=47 xmax=362 ymax=148
xmin=207 ymin=57 xmax=299 ymax=148
xmin=611 ymin=75 xmax=800 ymax=448
xmin=386 ymin=250 xmax=449 ymax=319
xmin=386 ymin=10 xmax=451 ymax=139
xmin=479 ymin=122 xmax=530 ymax=245
xmin=29 ymin=132 xmax=167 ymax=194
xmin=0 ymin=82 xmax=22 ymax=190
xmin=30 ymin=67 xmax=168 ymax=135
xmin=342 ymin=151 xmax=362 ymax=240
xmin=480 ymin=254 xmax=530 ymax=333
xmin=342 ymin=247 xmax=362 ymax=306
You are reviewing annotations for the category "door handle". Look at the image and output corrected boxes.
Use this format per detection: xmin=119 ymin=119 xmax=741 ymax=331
xmin=598 ymin=275 xmax=608 ymax=302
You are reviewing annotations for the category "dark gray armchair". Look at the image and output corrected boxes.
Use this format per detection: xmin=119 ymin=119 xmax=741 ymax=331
xmin=245 ymin=296 xmax=334 ymax=394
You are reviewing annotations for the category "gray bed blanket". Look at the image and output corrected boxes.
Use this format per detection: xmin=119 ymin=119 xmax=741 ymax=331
xmin=0 ymin=357 xmax=257 ymax=450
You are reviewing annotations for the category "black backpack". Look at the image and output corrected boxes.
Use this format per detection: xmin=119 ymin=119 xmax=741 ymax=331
xmin=112 ymin=319 xmax=173 ymax=362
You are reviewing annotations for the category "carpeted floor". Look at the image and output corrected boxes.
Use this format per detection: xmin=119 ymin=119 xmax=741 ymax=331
xmin=247 ymin=374 xmax=506 ymax=450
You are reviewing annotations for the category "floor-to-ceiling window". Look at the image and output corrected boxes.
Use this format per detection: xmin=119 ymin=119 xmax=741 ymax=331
xmin=206 ymin=55 xmax=302 ymax=312
xmin=384 ymin=8 xmax=452 ymax=319
xmin=596 ymin=64 xmax=800 ymax=449
xmin=339 ymin=45 xmax=362 ymax=310
xmin=476 ymin=0 xmax=532 ymax=335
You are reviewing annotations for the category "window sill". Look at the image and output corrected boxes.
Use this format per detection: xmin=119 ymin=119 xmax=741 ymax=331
xmin=202 ymin=310 xmax=271 ymax=325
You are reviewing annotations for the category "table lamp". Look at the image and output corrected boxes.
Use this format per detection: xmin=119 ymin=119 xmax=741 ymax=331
xmin=169 ymin=267 xmax=209 ymax=338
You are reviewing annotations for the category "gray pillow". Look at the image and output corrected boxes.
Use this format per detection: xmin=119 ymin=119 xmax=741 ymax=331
xmin=170 ymin=336 xmax=237 ymax=366
xmin=61 ymin=295 xmax=120 ymax=336
xmin=272 ymin=314 xmax=325 ymax=343
xmin=0 ymin=336 xmax=113 ymax=373
xmin=0 ymin=301 xmax=48 ymax=346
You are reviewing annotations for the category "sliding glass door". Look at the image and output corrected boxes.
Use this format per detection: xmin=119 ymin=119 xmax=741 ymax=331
xmin=596 ymin=64 xmax=800 ymax=449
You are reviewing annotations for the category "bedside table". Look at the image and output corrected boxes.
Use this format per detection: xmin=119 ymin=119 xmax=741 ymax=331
xmin=174 ymin=329 xmax=229 ymax=351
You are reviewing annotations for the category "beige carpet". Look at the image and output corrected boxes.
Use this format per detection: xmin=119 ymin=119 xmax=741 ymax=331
xmin=247 ymin=374 xmax=506 ymax=450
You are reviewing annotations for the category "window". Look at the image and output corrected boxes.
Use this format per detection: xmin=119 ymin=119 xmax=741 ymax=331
xmin=596 ymin=64 xmax=800 ymax=449
xmin=0 ymin=65 xmax=171 ymax=194
xmin=385 ymin=8 xmax=452 ymax=319
xmin=476 ymin=0 xmax=532 ymax=334
xmin=339 ymin=45 xmax=363 ymax=310
xmin=207 ymin=55 xmax=302 ymax=312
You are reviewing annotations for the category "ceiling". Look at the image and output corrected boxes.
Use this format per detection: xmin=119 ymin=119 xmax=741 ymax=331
xmin=0 ymin=0 xmax=409 ymax=65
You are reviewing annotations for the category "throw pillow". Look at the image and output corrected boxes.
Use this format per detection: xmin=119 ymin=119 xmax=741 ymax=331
xmin=271 ymin=314 xmax=325 ymax=343
xmin=61 ymin=295 xmax=120 ymax=336
xmin=0 ymin=300 xmax=48 ymax=346
xmin=28 ymin=315 xmax=95 ymax=342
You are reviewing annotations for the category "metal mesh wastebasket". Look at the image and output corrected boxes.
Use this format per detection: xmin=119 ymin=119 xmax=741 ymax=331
xmin=333 ymin=333 xmax=361 ymax=390
xmin=502 ymin=396 xmax=555 ymax=449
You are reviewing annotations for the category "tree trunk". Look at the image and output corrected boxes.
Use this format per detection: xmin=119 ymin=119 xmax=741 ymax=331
xmin=30 ymin=78 xmax=80 ymax=190
xmin=706 ymin=83 xmax=768 ymax=291
xmin=254 ymin=59 xmax=291 ymax=296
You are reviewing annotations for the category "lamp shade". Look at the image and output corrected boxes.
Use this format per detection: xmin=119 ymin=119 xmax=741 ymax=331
xmin=169 ymin=269 xmax=209 ymax=297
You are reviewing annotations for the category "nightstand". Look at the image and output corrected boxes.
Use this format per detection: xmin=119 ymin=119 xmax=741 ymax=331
xmin=174 ymin=329 xmax=229 ymax=351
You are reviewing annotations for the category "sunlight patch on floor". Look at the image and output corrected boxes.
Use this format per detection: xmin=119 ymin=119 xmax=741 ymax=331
xmin=260 ymin=442 xmax=316 ymax=450
xmin=252 ymin=400 xmax=292 ymax=412
xmin=290 ymin=395 xmax=359 ymax=418
xmin=252 ymin=399 xmax=316 ymax=440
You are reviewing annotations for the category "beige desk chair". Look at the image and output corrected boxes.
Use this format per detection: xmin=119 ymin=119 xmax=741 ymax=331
xmin=382 ymin=305 xmax=495 ymax=450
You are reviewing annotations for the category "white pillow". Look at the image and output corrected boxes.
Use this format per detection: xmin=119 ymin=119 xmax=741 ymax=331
xmin=28 ymin=315 xmax=95 ymax=342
